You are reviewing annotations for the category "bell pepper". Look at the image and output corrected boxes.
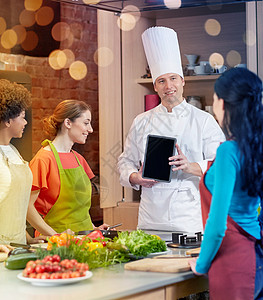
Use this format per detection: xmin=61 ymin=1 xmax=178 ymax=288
xmin=86 ymin=242 xmax=103 ymax=252
xmin=87 ymin=230 xmax=104 ymax=242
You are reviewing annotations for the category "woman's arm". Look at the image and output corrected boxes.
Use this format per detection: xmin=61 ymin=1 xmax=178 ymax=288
xmin=27 ymin=190 xmax=57 ymax=236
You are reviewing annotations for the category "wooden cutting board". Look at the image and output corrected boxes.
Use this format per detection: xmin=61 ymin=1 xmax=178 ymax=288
xmin=124 ymin=257 xmax=191 ymax=273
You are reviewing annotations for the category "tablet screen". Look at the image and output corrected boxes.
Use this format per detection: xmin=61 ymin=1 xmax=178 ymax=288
xmin=142 ymin=135 xmax=177 ymax=182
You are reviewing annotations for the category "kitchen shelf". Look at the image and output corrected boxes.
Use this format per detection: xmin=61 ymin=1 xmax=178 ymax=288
xmin=136 ymin=74 xmax=220 ymax=84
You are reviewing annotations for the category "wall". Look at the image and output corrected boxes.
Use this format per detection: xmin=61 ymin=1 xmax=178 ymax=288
xmin=0 ymin=3 xmax=102 ymax=223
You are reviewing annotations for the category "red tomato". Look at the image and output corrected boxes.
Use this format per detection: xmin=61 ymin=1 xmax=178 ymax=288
xmin=29 ymin=273 xmax=37 ymax=279
xmin=70 ymin=271 xmax=80 ymax=278
xmin=35 ymin=264 xmax=45 ymax=274
xmin=36 ymin=273 xmax=42 ymax=279
xmin=41 ymin=273 xmax=50 ymax=279
xmin=26 ymin=261 xmax=36 ymax=268
xmin=43 ymin=255 xmax=53 ymax=263
xmin=24 ymin=266 xmax=35 ymax=275
xmin=62 ymin=273 xmax=71 ymax=279
xmin=70 ymin=259 xmax=78 ymax=266
xmin=44 ymin=263 xmax=52 ymax=273
xmin=52 ymin=254 xmax=61 ymax=263
xmin=60 ymin=259 xmax=70 ymax=267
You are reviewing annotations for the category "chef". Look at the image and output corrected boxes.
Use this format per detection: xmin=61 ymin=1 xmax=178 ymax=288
xmin=118 ymin=26 xmax=225 ymax=233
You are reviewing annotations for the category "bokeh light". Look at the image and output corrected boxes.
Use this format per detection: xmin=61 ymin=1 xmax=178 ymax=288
xmin=121 ymin=5 xmax=141 ymax=22
xmin=35 ymin=6 xmax=54 ymax=26
xmin=209 ymin=52 xmax=224 ymax=69
xmin=69 ymin=60 xmax=87 ymax=80
xmin=82 ymin=0 xmax=101 ymax=4
xmin=243 ymin=30 xmax=256 ymax=46
xmin=24 ymin=0 xmax=43 ymax=11
xmin=0 ymin=17 xmax=7 ymax=35
xmin=117 ymin=13 xmax=136 ymax=31
xmin=12 ymin=25 xmax=27 ymax=44
xmin=205 ymin=19 xmax=221 ymax=36
xmin=94 ymin=47 xmax=113 ymax=67
xmin=1 ymin=30 xmax=17 ymax=49
xmin=21 ymin=31 xmax=39 ymax=51
xmin=51 ymin=22 xmax=71 ymax=42
xmin=60 ymin=31 xmax=74 ymax=48
xmin=62 ymin=49 xmax=75 ymax=69
xmin=19 ymin=9 xmax=36 ymax=27
xmin=226 ymin=50 xmax=241 ymax=67
xmin=70 ymin=23 xmax=83 ymax=39
xmin=164 ymin=0 xmax=181 ymax=9
xmin=49 ymin=49 xmax=67 ymax=70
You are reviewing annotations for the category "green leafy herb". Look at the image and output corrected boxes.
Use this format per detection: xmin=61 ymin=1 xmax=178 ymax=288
xmin=36 ymin=241 xmax=129 ymax=270
xmin=113 ymin=230 xmax=167 ymax=257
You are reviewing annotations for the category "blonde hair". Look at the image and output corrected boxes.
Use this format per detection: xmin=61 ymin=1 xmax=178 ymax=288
xmin=43 ymin=99 xmax=92 ymax=137
xmin=0 ymin=79 xmax=31 ymax=122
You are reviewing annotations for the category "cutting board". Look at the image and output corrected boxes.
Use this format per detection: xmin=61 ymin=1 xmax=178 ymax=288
xmin=124 ymin=257 xmax=191 ymax=273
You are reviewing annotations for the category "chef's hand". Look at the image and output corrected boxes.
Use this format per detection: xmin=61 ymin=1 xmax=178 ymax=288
xmin=188 ymin=258 xmax=206 ymax=276
xmin=169 ymin=144 xmax=203 ymax=177
xmin=129 ymin=165 xmax=158 ymax=188
xmin=0 ymin=244 xmax=14 ymax=253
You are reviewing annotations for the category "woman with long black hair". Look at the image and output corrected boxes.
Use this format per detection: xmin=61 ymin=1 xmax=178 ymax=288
xmin=189 ymin=67 xmax=263 ymax=299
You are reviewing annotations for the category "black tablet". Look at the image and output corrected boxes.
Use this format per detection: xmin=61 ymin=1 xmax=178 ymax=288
xmin=142 ymin=135 xmax=177 ymax=182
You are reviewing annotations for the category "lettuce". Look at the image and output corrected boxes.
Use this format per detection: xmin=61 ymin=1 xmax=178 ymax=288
xmin=114 ymin=230 xmax=167 ymax=257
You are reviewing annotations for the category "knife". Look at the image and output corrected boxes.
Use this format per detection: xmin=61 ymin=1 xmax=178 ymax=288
xmin=9 ymin=242 xmax=45 ymax=250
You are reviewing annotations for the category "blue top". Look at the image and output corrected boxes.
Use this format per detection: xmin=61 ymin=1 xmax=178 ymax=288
xmin=195 ymin=141 xmax=262 ymax=274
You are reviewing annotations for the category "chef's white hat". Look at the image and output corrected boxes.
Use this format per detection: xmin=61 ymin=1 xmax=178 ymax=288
xmin=142 ymin=26 xmax=184 ymax=83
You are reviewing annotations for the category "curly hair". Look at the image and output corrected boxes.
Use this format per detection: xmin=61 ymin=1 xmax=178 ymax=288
xmin=0 ymin=79 xmax=31 ymax=122
xmin=214 ymin=67 xmax=263 ymax=198
xmin=43 ymin=99 xmax=92 ymax=137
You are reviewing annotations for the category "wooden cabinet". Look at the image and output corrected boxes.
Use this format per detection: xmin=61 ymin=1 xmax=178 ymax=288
xmin=98 ymin=2 xmax=263 ymax=230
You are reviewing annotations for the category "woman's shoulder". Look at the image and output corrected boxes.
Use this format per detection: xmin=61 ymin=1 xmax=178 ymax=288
xmin=216 ymin=141 xmax=239 ymax=162
xmin=30 ymin=147 xmax=55 ymax=166
xmin=218 ymin=140 xmax=238 ymax=151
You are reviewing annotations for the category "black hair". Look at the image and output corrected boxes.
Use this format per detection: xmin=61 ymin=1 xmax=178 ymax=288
xmin=214 ymin=67 xmax=263 ymax=198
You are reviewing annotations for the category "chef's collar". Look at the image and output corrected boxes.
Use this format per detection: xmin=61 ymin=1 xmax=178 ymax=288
xmin=159 ymin=99 xmax=187 ymax=114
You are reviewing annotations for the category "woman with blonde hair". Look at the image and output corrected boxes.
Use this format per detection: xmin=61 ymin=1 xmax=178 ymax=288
xmin=27 ymin=99 xmax=109 ymax=236
xmin=0 ymin=79 xmax=44 ymax=247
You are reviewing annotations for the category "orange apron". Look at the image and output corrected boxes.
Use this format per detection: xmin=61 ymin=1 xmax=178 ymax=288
xmin=43 ymin=140 xmax=93 ymax=233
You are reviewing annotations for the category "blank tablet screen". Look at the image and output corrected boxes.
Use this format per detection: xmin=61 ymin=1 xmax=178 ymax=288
xmin=142 ymin=135 xmax=176 ymax=182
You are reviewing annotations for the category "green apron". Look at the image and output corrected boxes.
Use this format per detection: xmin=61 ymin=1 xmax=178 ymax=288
xmin=43 ymin=139 xmax=93 ymax=233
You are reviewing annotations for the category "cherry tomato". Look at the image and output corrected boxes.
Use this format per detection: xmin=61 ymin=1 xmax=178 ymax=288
xmin=29 ymin=273 xmax=37 ymax=279
xmin=41 ymin=273 xmax=50 ymax=279
xmin=70 ymin=271 xmax=80 ymax=278
xmin=26 ymin=261 xmax=36 ymax=268
xmin=35 ymin=264 xmax=45 ymax=274
xmin=43 ymin=255 xmax=53 ymax=263
xmin=70 ymin=259 xmax=78 ymax=266
xmin=24 ymin=266 xmax=35 ymax=275
xmin=62 ymin=273 xmax=71 ymax=279
xmin=52 ymin=254 xmax=61 ymax=263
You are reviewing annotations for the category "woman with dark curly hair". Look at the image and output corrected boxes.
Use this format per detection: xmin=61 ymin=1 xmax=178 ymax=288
xmin=0 ymin=79 xmax=45 ymax=247
xmin=189 ymin=67 xmax=263 ymax=299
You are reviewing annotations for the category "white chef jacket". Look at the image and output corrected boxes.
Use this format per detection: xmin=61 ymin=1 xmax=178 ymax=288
xmin=118 ymin=101 xmax=225 ymax=233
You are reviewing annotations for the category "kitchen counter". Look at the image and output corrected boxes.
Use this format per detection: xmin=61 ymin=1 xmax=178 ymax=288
xmin=0 ymin=247 xmax=208 ymax=300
